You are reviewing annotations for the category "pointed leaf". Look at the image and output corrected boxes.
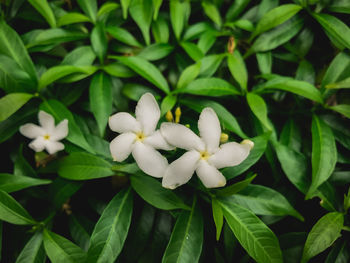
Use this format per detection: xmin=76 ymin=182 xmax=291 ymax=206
xmin=0 ymin=173 xmax=51 ymax=193
xmin=0 ymin=93 xmax=33 ymax=121
xmin=28 ymin=0 xmax=56 ymax=28
xmin=77 ymin=0 xmax=97 ymax=22
xmin=16 ymin=231 xmax=46 ymax=263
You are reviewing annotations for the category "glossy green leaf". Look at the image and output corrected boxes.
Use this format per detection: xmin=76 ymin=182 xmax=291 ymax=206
xmin=0 ymin=173 xmax=51 ymax=193
xmin=43 ymin=229 xmax=87 ymax=263
xmin=326 ymin=77 xmax=350 ymax=90
xmin=40 ymin=99 xmax=95 ymax=153
xmin=180 ymin=42 xmax=204 ymax=61
xmin=77 ymin=0 xmax=97 ymax=22
xmin=280 ymin=119 xmax=302 ymax=152
xmin=121 ymin=0 xmax=131 ymax=18
xmin=329 ymin=104 xmax=350 ymax=119
xmin=69 ymin=214 xmax=92 ymax=251
xmin=16 ymin=231 xmax=46 ymax=263
xmin=212 ymin=199 xmax=223 ymax=241
xmin=301 ymin=212 xmax=344 ymax=263
xmin=0 ymin=93 xmax=33 ymax=122
xmin=152 ymin=0 xmax=162 ymax=20
xmin=152 ymin=15 xmax=170 ymax=43
xmin=130 ymin=174 xmax=190 ymax=210
xmin=252 ymin=4 xmax=302 ymax=38
xmin=222 ymin=133 xmax=270 ymax=179
xmin=102 ymin=63 xmax=135 ymax=78
xmin=162 ymin=198 xmax=203 ymax=263
xmin=177 ymin=62 xmax=201 ymax=89
xmin=106 ymin=26 xmax=142 ymax=48
xmin=327 ymin=0 xmax=350 ymax=14
xmin=160 ymin=94 xmax=177 ymax=116
xmin=138 ymin=43 xmax=174 ymax=61
xmin=225 ymin=0 xmax=250 ymax=21
xmin=256 ymin=52 xmax=272 ymax=74
xmin=58 ymin=152 xmax=113 ymax=180
xmin=312 ymin=13 xmax=350 ymax=50
xmin=122 ymin=83 xmax=160 ymax=101
xmin=89 ymin=72 xmax=112 ymax=136
xmin=247 ymin=93 xmax=271 ymax=130
xmin=175 ymin=78 xmax=240 ymax=97
xmin=87 ymin=188 xmax=133 ymax=263
xmin=296 ymin=60 xmax=315 ymax=84
xmin=227 ymin=51 xmax=247 ymax=92
xmin=219 ymin=198 xmax=283 ymax=263
xmin=202 ymin=1 xmax=222 ymax=27
xmin=0 ymin=190 xmax=36 ymax=225
xmin=48 ymin=177 xmax=82 ymax=209
xmin=199 ymin=54 xmax=225 ymax=77
xmin=215 ymin=174 xmax=257 ymax=197
xmin=61 ymin=46 xmax=96 ymax=66
xmin=325 ymin=240 xmax=350 ymax=263
xmin=28 ymin=0 xmax=56 ymax=28
xmin=180 ymin=98 xmax=247 ymax=138
xmin=97 ymin=2 xmax=119 ymax=17
xmin=114 ymin=56 xmax=169 ymax=93
xmin=307 ymin=115 xmax=337 ymax=198
xmin=170 ymin=0 xmax=190 ymax=40
xmin=91 ymin=23 xmax=107 ymax=63
xmin=57 ymin=13 xmax=91 ymax=27
xmin=0 ymin=20 xmax=37 ymax=83
xmin=129 ymin=0 xmax=153 ymax=45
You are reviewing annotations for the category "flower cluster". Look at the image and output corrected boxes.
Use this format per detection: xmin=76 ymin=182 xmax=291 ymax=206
xmin=109 ymin=93 xmax=254 ymax=189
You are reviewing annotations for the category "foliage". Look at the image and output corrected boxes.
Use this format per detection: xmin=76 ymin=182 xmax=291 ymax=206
xmin=0 ymin=0 xmax=350 ymax=262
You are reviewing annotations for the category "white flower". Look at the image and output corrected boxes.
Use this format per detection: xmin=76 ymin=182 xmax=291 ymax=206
xmin=109 ymin=93 xmax=173 ymax=178
xmin=160 ymin=107 xmax=254 ymax=189
xmin=19 ymin=111 xmax=68 ymax=155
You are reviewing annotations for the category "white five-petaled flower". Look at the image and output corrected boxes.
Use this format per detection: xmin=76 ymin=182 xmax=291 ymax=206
xmin=19 ymin=111 xmax=68 ymax=155
xmin=160 ymin=107 xmax=254 ymax=189
xmin=109 ymin=93 xmax=173 ymax=178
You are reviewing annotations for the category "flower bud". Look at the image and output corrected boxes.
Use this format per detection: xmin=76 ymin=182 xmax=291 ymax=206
xmin=220 ymin=133 xmax=229 ymax=143
xmin=175 ymin=107 xmax=181 ymax=123
xmin=227 ymin=36 xmax=236 ymax=54
xmin=166 ymin=110 xmax=174 ymax=122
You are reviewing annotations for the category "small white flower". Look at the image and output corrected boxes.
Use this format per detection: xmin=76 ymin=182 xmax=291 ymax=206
xmin=160 ymin=107 xmax=254 ymax=189
xmin=19 ymin=111 xmax=68 ymax=155
xmin=109 ymin=93 xmax=173 ymax=178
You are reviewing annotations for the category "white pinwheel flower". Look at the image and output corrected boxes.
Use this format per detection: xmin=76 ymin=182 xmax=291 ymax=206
xmin=109 ymin=93 xmax=173 ymax=178
xmin=160 ymin=107 xmax=254 ymax=189
xmin=19 ymin=111 xmax=68 ymax=155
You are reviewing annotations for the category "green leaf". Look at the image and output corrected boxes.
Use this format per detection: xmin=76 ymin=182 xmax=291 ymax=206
xmin=228 ymin=184 xmax=304 ymax=221
xmin=130 ymin=174 xmax=190 ymax=210
xmin=199 ymin=54 xmax=225 ymax=77
xmin=227 ymin=51 xmax=247 ymax=92
xmin=215 ymin=174 xmax=257 ymax=197
xmin=279 ymin=119 xmax=302 ymax=152
xmin=296 ymin=60 xmax=315 ymax=84
xmin=177 ymin=62 xmax=201 ymax=89
xmin=261 ymin=77 xmax=323 ymax=103
xmin=175 ymin=78 xmax=240 ymax=97
xmin=87 ymin=188 xmax=133 ymax=263
xmin=91 ymin=23 xmax=107 ymax=63
xmin=129 ymin=0 xmax=153 ymax=45
xmin=0 ymin=173 xmax=51 ymax=193
xmin=327 ymin=0 xmax=350 ymax=14
xmin=312 ymin=13 xmax=350 ymax=50
xmin=250 ymin=17 xmax=304 ymax=54
xmin=162 ymin=198 xmax=203 ymax=263
xmin=160 ymin=94 xmax=177 ymax=116
xmin=0 ymin=20 xmax=37 ymax=83
xmin=113 ymin=56 xmax=169 ymax=93
xmin=218 ymin=199 xmax=283 ymax=263
xmin=222 ymin=133 xmax=270 ymax=179
xmin=256 ymin=52 xmax=272 ymax=74
xmin=89 ymin=72 xmax=113 ymax=136
xmin=252 ymin=4 xmax=302 ymax=38
xmin=58 ymin=152 xmax=113 ymax=180
xmin=301 ymin=212 xmax=344 ymax=263
xmin=180 ymin=98 xmax=247 ymax=138
xmin=38 ymin=65 xmax=97 ymax=90
xmin=152 ymin=15 xmax=170 ymax=43
xmin=106 ymin=26 xmax=143 ymax=48
xmin=247 ymin=93 xmax=271 ymax=130
xmin=28 ymin=0 xmax=56 ymax=28
xmin=40 ymin=99 xmax=95 ymax=153
xmin=102 ymin=63 xmax=135 ymax=78
xmin=325 ymin=240 xmax=350 ymax=263
xmin=69 ymin=214 xmax=92 ymax=251
xmin=225 ymin=0 xmax=250 ymax=21
xmin=326 ymin=77 xmax=350 ymax=90
xmin=0 ymin=93 xmax=33 ymax=122
xmin=202 ymin=1 xmax=222 ymax=27
xmin=212 ymin=199 xmax=223 ymax=241
xmin=122 ymin=83 xmax=160 ymax=101
xmin=57 ymin=13 xmax=91 ymax=27
xmin=329 ymin=104 xmax=350 ymax=119
xmin=43 ymin=229 xmax=87 ymax=263
xmin=61 ymin=46 xmax=96 ymax=66
xmin=138 ymin=43 xmax=174 ymax=61
xmin=97 ymin=2 xmax=119 ymax=17
xmin=121 ymin=0 xmax=131 ymax=18
xmin=170 ymin=0 xmax=190 ymax=40
xmin=152 ymin=0 xmax=162 ymax=20
xmin=307 ymin=115 xmax=337 ymax=198
xmin=15 ymin=231 xmax=46 ymax=263
xmin=0 ymin=190 xmax=36 ymax=225
xmin=180 ymin=42 xmax=204 ymax=61
xmin=77 ymin=0 xmax=97 ymax=22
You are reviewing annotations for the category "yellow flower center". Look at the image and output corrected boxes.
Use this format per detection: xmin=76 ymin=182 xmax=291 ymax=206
xmin=43 ymin=134 xmax=50 ymax=140
xmin=199 ymin=151 xmax=210 ymax=160
xmin=135 ymin=132 xmax=146 ymax=142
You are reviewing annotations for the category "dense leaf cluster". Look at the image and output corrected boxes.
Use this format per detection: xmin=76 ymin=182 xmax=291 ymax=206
xmin=0 ymin=0 xmax=349 ymax=262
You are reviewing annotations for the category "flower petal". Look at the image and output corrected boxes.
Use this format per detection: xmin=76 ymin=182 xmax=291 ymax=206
xmin=196 ymin=160 xmax=226 ymax=188
xmin=110 ymin=132 xmax=136 ymax=162
xmin=38 ymin=111 xmax=55 ymax=132
xmin=51 ymin=119 xmax=68 ymax=141
xmin=135 ymin=93 xmax=160 ymax=135
xmin=19 ymin=124 xmax=45 ymax=139
xmin=208 ymin=142 xmax=251 ymax=169
xmin=198 ymin=107 xmax=221 ymax=153
xmin=160 ymin=123 xmax=205 ymax=151
xmin=144 ymin=130 xmax=175 ymax=150
xmin=45 ymin=141 xmax=65 ymax=154
xmin=28 ymin=137 xmax=45 ymax=152
xmin=162 ymin=150 xmax=200 ymax=189
xmin=109 ymin=112 xmax=141 ymax=133
xmin=132 ymin=142 xmax=168 ymax=178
